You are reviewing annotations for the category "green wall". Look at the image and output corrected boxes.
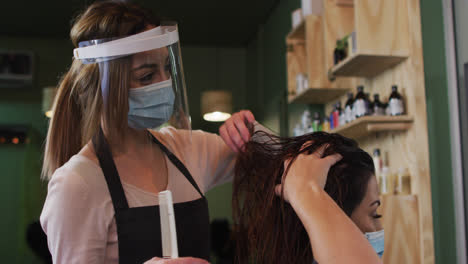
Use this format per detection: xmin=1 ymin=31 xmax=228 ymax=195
xmin=182 ymin=46 xmax=247 ymax=223
xmin=420 ymin=0 xmax=458 ymax=262
xmin=0 ymin=36 xmax=72 ymax=263
xmin=246 ymin=0 xmax=322 ymax=136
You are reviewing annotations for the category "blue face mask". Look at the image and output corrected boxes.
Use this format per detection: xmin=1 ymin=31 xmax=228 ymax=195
xmin=365 ymin=229 xmax=384 ymax=258
xmin=128 ymin=79 xmax=175 ymax=129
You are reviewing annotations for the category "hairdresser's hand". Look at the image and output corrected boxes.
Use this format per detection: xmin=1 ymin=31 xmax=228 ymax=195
xmin=220 ymin=110 xmax=255 ymax=153
xmin=275 ymin=144 xmax=342 ymax=203
xmin=143 ymin=257 xmax=209 ymax=264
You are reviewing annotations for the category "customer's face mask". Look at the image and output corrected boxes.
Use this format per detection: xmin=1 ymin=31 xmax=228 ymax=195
xmin=365 ymin=229 xmax=384 ymax=258
xmin=128 ymin=79 xmax=175 ymax=129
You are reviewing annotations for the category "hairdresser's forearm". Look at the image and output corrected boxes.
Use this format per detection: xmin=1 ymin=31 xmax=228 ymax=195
xmin=289 ymin=183 xmax=381 ymax=264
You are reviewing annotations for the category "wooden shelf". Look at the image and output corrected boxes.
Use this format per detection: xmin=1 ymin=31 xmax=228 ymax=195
xmin=331 ymin=52 xmax=409 ymax=78
xmin=335 ymin=0 xmax=354 ymax=6
xmin=331 ymin=115 xmax=413 ymax=139
xmin=288 ymin=87 xmax=348 ymax=104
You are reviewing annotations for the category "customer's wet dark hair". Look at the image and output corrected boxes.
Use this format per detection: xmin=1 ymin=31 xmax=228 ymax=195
xmin=233 ymin=132 xmax=375 ymax=264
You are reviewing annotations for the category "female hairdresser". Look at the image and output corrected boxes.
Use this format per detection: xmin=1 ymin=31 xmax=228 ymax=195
xmin=40 ymin=1 xmax=255 ymax=264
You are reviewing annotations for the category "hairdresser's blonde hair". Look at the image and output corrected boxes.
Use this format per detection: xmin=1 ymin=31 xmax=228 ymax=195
xmin=42 ymin=1 xmax=159 ymax=179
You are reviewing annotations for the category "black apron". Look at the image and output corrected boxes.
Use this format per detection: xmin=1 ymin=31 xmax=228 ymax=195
xmin=92 ymin=128 xmax=210 ymax=264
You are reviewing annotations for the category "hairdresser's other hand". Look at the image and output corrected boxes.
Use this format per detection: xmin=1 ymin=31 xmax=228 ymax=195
xmin=143 ymin=257 xmax=209 ymax=264
xmin=220 ymin=110 xmax=255 ymax=153
xmin=275 ymin=144 xmax=342 ymax=203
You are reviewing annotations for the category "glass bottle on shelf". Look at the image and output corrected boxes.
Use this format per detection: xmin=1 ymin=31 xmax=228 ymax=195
xmin=389 ymin=85 xmax=404 ymax=116
xmin=353 ymin=86 xmax=367 ymax=119
xmin=345 ymin=92 xmax=354 ymax=123
xmin=379 ymin=166 xmax=392 ymax=195
xmin=372 ymin=94 xmax=385 ymax=116
xmin=365 ymin=93 xmax=373 ymax=116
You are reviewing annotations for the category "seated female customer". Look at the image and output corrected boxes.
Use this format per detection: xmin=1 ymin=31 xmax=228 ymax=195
xmin=233 ymin=132 xmax=383 ymax=264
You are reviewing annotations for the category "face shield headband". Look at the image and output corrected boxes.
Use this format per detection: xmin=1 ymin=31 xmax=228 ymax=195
xmin=74 ymin=25 xmax=179 ymax=63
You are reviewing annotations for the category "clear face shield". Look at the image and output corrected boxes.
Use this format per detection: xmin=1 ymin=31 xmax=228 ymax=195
xmin=73 ymin=24 xmax=191 ymax=137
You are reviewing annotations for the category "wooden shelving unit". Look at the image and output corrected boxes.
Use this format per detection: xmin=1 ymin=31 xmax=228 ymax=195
xmin=330 ymin=115 xmax=413 ymax=139
xmin=285 ymin=1 xmax=435 ymax=261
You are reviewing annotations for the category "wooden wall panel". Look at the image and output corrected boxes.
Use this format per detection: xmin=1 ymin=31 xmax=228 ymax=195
xmin=381 ymin=195 xmax=421 ymax=263
xmin=323 ymin=0 xmax=435 ymax=263
xmin=355 ymin=0 xmax=410 ymax=56
xmin=305 ymin=16 xmax=327 ymax=88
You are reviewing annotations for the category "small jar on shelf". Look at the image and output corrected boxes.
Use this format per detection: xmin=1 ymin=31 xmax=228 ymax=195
xmin=396 ymin=168 xmax=411 ymax=195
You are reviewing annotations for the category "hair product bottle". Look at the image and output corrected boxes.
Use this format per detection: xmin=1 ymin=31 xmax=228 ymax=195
xmin=344 ymin=92 xmax=355 ymax=123
xmin=339 ymin=104 xmax=346 ymax=126
xmin=379 ymin=167 xmax=392 ymax=195
xmin=365 ymin=93 xmax=373 ymax=116
xmin=323 ymin=117 xmax=330 ymax=132
xmin=389 ymin=85 xmax=404 ymax=116
xmin=353 ymin=86 xmax=367 ymax=118
xmin=372 ymin=94 xmax=385 ymax=116
xmin=301 ymin=110 xmax=313 ymax=134
xmin=333 ymin=102 xmax=342 ymax=128
xmin=373 ymin=149 xmax=383 ymax=183
xmin=312 ymin=112 xmax=322 ymax=132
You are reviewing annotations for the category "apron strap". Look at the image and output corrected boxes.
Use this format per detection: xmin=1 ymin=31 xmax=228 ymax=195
xmin=148 ymin=131 xmax=205 ymax=199
xmin=92 ymin=127 xmax=129 ymax=210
